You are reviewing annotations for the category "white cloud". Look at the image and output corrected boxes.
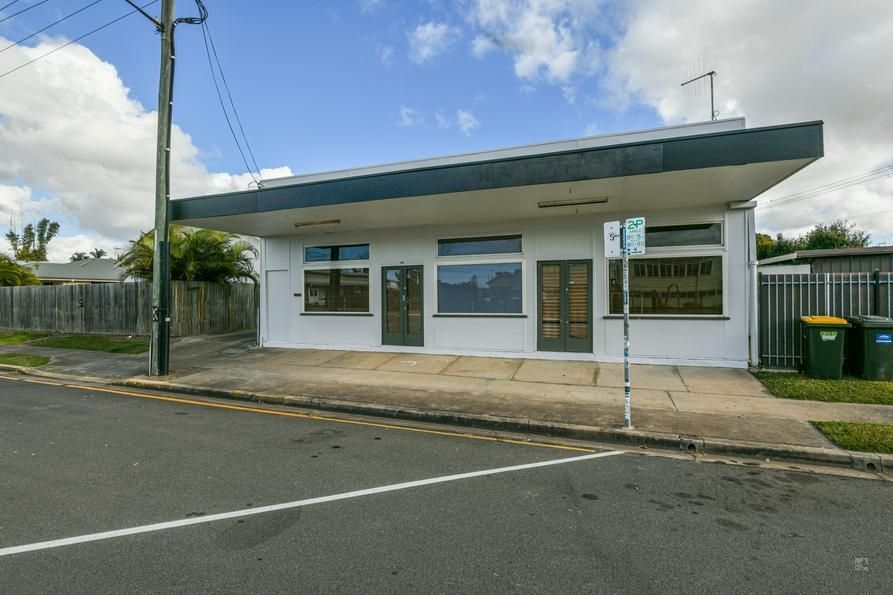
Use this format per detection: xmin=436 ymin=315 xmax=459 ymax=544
xmin=408 ymin=21 xmax=460 ymax=64
xmin=0 ymin=37 xmax=291 ymax=260
xmin=359 ymin=0 xmax=385 ymax=13
xmin=467 ymin=0 xmax=595 ymax=84
xmin=601 ymin=0 xmax=893 ymax=243
xmin=457 ymin=109 xmax=480 ymax=136
xmin=434 ymin=111 xmax=452 ymax=129
xmin=397 ymin=105 xmax=425 ymax=127
xmin=378 ymin=45 xmax=395 ymax=66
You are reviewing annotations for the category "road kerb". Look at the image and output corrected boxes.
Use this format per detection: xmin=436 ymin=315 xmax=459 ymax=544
xmin=117 ymin=377 xmax=879 ymax=474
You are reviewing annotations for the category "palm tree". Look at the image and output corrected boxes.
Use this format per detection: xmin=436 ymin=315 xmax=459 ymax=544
xmin=0 ymin=255 xmax=39 ymax=286
xmin=117 ymin=225 xmax=257 ymax=284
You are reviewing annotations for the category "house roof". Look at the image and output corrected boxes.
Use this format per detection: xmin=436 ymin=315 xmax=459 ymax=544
xmin=757 ymin=246 xmax=893 ymax=265
xmin=171 ymin=119 xmax=824 ymax=237
xmin=22 ymin=258 xmax=124 ymax=282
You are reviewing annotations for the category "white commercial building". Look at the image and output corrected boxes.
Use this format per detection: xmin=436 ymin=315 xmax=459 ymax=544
xmin=173 ymin=118 xmax=824 ymax=368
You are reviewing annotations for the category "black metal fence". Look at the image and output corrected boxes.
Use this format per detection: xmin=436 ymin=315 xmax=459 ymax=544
xmin=0 ymin=281 xmax=257 ymax=337
xmin=759 ymin=272 xmax=892 ymax=368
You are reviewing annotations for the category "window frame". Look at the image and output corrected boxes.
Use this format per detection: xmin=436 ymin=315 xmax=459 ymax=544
xmin=436 ymin=233 xmax=523 ymax=258
xmin=301 ymin=241 xmax=372 ymax=315
xmin=643 ymin=221 xmax=724 ymax=252
xmin=603 ymin=220 xmax=727 ymax=318
xmin=303 ymin=242 xmax=371 ymax=263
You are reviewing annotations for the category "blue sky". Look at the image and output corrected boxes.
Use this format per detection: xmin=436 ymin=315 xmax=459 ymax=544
xmin=1 ymin=1 xmax=891 ymax=258
xmin=3 ymin=1 xmax=654 ymax=175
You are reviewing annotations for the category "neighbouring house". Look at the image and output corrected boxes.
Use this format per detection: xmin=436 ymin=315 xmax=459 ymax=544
xmin=757 ymin=246 xmax=893 ymax=274
xmin=22 ymin=258 xmax=125 ymax=285
xmin=171 ymin=118 xmax=824 ymax=368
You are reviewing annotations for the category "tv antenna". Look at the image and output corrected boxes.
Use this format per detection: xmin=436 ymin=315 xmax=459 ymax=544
xmin=681 ymin=70 xmax=718 ymax=121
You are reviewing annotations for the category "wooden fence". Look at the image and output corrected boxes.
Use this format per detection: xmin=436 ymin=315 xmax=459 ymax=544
xmin=0 ymin=281 xmax=257 ymax=337
xmin=759 ymin=272 xmax=892 ymax=368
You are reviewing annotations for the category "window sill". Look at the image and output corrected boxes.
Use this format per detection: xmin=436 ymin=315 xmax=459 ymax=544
xmin=301 ymin=312 xmax=374 ymax=316
xmin=603 ymin=315 xmax=730 ymax=320
xmin=433 ymin=314 xmax=527 ymax=319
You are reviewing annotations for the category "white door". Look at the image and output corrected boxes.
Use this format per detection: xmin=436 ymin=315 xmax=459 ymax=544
xmin=265 ymin=270 xmax=290 ymax=343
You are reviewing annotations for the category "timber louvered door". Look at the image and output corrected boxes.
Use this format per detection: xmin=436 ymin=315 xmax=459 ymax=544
xmin=537 ymin=260 xmax=592 ymax=352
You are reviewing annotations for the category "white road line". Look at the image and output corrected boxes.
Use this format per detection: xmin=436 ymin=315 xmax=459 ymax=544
xmin=0 ymin=450 xmax=623 ymax=557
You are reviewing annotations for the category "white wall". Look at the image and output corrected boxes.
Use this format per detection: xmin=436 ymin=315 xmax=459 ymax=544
xmin=259 ymin=205 xmax=751 ymax=367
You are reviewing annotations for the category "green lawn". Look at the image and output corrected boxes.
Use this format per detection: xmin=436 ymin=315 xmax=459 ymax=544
xmin=34 ymin=335 xmax=149 ymax=354
xmin=0 ymin=331 xmax=49 ymax=346
xmin=754 ymin=372 xmax=893 ymax=406
xmin=0 ymin=353 xmax=51 ymax=367
xmin=812 ymin=421 xmax=893 ymax=454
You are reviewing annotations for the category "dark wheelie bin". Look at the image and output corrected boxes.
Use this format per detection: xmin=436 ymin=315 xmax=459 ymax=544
xmin=799 ymin=316 xmax=849 ymax=379
xmin=845 ymin=315 xmax=893 ymax=380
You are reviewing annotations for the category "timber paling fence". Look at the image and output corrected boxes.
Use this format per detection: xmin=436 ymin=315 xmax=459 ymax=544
xmin=759 ymin=272 xmax=893 ymax=368
xmin=0 ymin=282 xmax=258 ymax=337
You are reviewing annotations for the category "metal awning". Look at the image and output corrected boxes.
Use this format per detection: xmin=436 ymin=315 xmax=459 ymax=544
xmin=172 ymin=120 xmax=823 ymax=236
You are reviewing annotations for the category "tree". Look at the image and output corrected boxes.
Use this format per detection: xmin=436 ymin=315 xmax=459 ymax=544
xmin=5 ymin=218 xmax=60 ymax=261
xmin=756 ymin=219 xmax=870 ymax=260
xmin=117 ymin=225 xmax=257 ymax=284
xmin=0 ymin=255 xmax=39 ymax=286
xmin=70 ymin=251 xmax=89 ymax=262
xmin=90 ymin=248 xmax=107 ymax=259
xmin=801 ymin=220 xmax=870 ymax=250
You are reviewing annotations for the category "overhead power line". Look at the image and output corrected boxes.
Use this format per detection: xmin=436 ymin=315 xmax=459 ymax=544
xmin=0 ymin=0 xmax=52 ymax=24
xmin=758 ymin=165 xmax=893 ymax=210
xmin=1 ymin=2 xmax=23 ymax=13
xmin=199 ymin=17 xmax=262 ymax=185
xmin=0 ymin=0 xmax=106 ymax=55
xmin=0 ymin=0 xmax=158 ymax=80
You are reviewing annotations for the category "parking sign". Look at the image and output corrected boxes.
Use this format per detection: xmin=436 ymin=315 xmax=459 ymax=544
xmin=625 ymin=217 xmax=646 ymax=255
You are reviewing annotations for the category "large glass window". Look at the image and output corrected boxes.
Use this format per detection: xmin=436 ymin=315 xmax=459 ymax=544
xmin=438 ymin=235 xmax=522 ymax=257
xmin=304 ymin=244 xmax=369 ymax=263
xmin=304 ymin=268 xmax=370 ymax=312
xmin=608 ymin=256 xmax=723 ymax=315
xmin=437 ymin=263 xmax=523 ymax=314
xmin=646 ymin=223 xmax=722 ymax=248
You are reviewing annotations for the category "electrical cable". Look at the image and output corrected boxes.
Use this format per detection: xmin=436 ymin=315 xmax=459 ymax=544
xmin=198 ymin=14 xmax=260 ymax=185
xmin=0 ymin=0 xmax=157 ymax=80
xmin=202 ymin=18 xmax=261 ymax=178
xmin=758 ymin=165 xmax=893 ymax=209
xmin=0 ymin=0 xmax=52 ymax=24
xmin=0 ymin=0 xmax=105 ymax=54
xmin=0 ymin=2 xmax=22 ymax=13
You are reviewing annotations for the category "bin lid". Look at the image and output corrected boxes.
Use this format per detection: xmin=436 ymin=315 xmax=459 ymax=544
xmin=846 ymin=315 xmax=893 ymax=327
xmin=800 ymin=316 xmax=849 ymax=326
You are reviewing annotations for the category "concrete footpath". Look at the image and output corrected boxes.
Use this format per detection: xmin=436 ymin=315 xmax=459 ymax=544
xmin=2 ymin=332 xmax=891 ymax=473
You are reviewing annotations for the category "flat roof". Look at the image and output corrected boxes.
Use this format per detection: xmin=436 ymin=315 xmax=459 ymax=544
xmin=22 ymin=259 xmax=124 ymax=282
xmin=758 ymin=246 xmax=893 ymax=265
xmin=172 ymin=119 xmax=824 ymax=234
xmin=261 ymin=118 xmax=747 ymax=188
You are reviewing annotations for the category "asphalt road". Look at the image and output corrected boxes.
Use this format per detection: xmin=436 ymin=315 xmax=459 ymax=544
xmin=1 ymin=373 xmax=890 ymax=594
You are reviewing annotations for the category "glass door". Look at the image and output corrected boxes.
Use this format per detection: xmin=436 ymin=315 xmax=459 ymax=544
xmin=382 ymin=266 xmax=424 ymax=346
xmin=537 ymin=260 xmax=592 ymax=353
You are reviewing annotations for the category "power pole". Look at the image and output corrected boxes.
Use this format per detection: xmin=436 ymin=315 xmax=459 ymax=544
xmin=150 ymin=0 xmax=175 ymax=376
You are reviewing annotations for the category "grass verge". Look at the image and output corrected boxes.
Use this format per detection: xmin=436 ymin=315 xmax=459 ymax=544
xmin=34 ymin=335 xmax=149 ymax=355
xmin=0 ymin=353 xmax=51 ymax=367
xmin=0 ymin=331 xmax=50 ymax=346
xmin=754 ymin=371 xmax=893 ymax=406
xmin=812 ymin=421 xmax=893 ymax=454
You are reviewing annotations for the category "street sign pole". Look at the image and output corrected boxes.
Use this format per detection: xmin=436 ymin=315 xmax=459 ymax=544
xmin=621 ymin=223 xmax=632 ymax=428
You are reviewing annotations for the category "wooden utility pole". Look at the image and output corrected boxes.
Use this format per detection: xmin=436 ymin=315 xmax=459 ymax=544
xmin=150 ymin=0 xmax=175 ymax=376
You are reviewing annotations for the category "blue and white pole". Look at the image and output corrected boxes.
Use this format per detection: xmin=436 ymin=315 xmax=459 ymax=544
xmin=621 ymin=223 xmax=632 ymax=428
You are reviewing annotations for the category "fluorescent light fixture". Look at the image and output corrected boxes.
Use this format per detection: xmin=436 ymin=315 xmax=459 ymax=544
xmin=537 ymin=196 xmax=610 ymax=208
xmin=294 ymin=219 xmax=341 ymax=228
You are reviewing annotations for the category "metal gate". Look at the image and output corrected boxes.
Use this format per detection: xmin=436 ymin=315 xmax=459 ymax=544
xmin=759 ymin=272 xmax=893 ymax=368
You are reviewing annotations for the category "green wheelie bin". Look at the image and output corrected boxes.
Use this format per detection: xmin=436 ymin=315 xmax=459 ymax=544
xmin=845 ymin=315 xmax=893 ymax=380
xmin=799 ymin=316 xmax=850 ymax=379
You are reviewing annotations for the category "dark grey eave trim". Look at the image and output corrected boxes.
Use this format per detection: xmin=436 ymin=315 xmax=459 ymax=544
xmin=172 ymin=120 xmax=824 ymax=222
xmin=300 ymin=312 xmax=374 ymax=316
